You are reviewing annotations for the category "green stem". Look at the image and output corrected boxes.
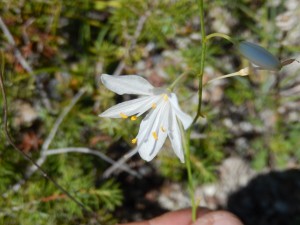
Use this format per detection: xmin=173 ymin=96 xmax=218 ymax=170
xmin=205 ymin=32 xmax=234 ymax=43
xmin=168 ymin=72 xmax=188 ymax=92
xmin=193 ymin=0 xmax=206 ymax=124
xmin=192 ymin=43 xmax=206 ymax=123
xmin=183 ymin=7 xmax=237 ymax=222
xmin=183 ymin=128 xmax=195 ymax=218
xmin=183 ymin=0 xmax=207 ymax=222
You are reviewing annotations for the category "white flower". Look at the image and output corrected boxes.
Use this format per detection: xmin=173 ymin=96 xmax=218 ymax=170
xmin=99 ymin=74 xmax=193 ymax=162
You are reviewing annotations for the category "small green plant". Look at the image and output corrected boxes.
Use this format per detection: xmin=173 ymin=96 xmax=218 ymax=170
xmin=0 ymin=0 xmax=299 ymax=224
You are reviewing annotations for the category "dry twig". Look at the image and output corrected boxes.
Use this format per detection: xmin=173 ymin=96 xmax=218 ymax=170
xmin=46 ymin=147 xmax=141 ymax=177
xmin=0 ymin=53 xmax=90 ymax=214
xmin=114 ymin=11 xmax=150 ymax=76
xmin=103 ymin=148 xmax=139 ymax=178
xmin=11 ymin=88 xmax=86 ymax=192
xmin=0 ymin=16 xmax=52 ymax=110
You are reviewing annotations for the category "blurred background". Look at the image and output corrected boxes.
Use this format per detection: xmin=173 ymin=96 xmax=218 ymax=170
xmin=0 ymin=0 xmax=300 ymax=224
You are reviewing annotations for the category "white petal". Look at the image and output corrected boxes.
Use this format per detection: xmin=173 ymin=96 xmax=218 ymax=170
xmin=137 ymin=101 xmax=168 ymax=161
xmin=136 ymin=95 xmax=162 ymax=117
xmin=133 ymin=97 xmax=163 ymax=140
xmin=99 ymin=95 xmax=160 ymax=118
xmin=169 ymin=93 xmax=193 ymax=129
xmin=168 ymin=107 xmax=185 ymax=163
xmin=101 ymin=74 xmax=154 ymax=95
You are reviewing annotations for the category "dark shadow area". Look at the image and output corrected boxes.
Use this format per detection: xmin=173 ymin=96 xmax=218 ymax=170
xmin=96 ymin=140 xmax=168 ymax=223
xmin=227 ymin=169 xmax=300 ymax=225
xmin=113 ymin=162 xmax=167 ymax=223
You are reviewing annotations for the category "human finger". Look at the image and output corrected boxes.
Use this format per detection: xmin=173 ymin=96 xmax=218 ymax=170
xmin=192 ymin=210 xmax=243 ymax=225
xmin=119 ymin=208 xmax=211 ymax=225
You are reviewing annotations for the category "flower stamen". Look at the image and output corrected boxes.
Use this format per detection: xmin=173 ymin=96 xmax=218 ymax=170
xmin=160 ymin=126 xmax=166 ymax=132
xmin=131 ymin=116 xmax=137 ymax=121
xmin=131 ymin=138 xmax=137 ymax=144
xmin=163 ymin=94 xmax=168 ymax=101
xmin=120 ymin=112 xmax=128 ymax=119
xmin=152 ymin=103 xmax=157 ymax=109
xmin=152 ymin=131 xmax=158 ymax=140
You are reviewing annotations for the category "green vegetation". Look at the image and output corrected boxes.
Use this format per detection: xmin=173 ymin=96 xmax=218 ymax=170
xmin=0 ymin=0 xmax=299 ymax=223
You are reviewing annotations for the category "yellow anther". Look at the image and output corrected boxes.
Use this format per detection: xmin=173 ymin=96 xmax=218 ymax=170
xmin=160 ymin=126 xmax=166 ymax=132
xmin=131 ymin=116 xmax=137 ymax=121
xmin=151 ymin=103 xmax=157 ymax=109
xmin=131 ymin=138 xmax=137 ymax=144
xmin=163 ymin=94 xmax=168 ymax=101
xmin=152 ymin=131 xmax=158 ymax=140
xmin=120 ymin=112 xmax=128 ymax=119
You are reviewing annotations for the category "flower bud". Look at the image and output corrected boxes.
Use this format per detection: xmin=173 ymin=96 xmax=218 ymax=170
xmin=238 ymin=41 xmax=281 ymax=71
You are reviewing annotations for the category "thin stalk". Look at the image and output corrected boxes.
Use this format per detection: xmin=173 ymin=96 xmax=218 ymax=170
xmin=168 ymin=72 xmax=188 ymax=92
xmin=184 ymin=128 xmax=196 ymax=221
xmin=193 ymin=43 xmax=207 ymax=123
xmin=205 ymin=67 xmax=249 ymax=86
xmin=205 ymin=32 xmax=234 ymax=43
xmin=183 ymin=0 xmax=207 ymax=222
xmin=193 ymin=0 xmax=207 ymax=124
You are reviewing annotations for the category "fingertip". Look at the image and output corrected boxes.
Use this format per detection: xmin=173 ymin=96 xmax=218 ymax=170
xmin=149 ymin=207 xmax=211 ymax=225
xmin=192 ymin=210 xmax=243 ymax=225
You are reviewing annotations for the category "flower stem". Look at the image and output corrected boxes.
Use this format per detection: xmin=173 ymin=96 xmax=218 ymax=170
xmin=183 ymin=0 xmax=207 ymax=222
xmin=193 ymin=0 xmax=207 ymax=124
xmin=168 ymin=72 xmax=188 ymax=92
xmin=184 ymin=128 xmax=196 ymax=221
xmin=205 ymin=32 xmax=234 ymax=43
